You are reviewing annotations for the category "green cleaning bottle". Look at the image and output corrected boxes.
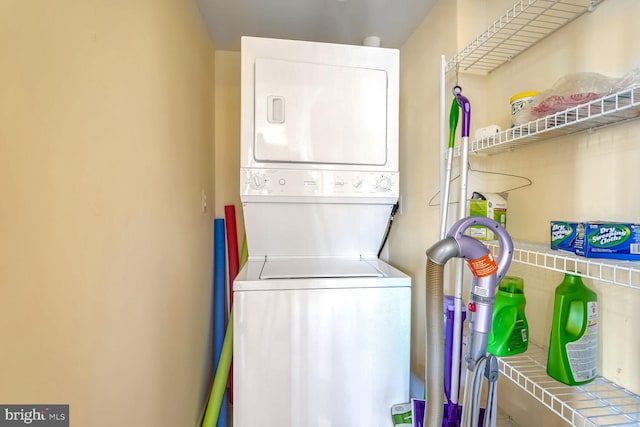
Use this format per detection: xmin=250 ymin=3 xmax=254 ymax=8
xmin=487 ymin=276 xmax=529 ymax=356
xmin=547 ymin=273 xmax=598 ymax=385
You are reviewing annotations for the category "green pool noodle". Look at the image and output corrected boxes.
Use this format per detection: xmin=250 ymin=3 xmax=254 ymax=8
xmin=202 ymin=232 xmax=246 ymax=426
xmin=239 ymin=234 xmax=248 ymax=267
xmin=202 ymin=310 xmax=234 ymax=427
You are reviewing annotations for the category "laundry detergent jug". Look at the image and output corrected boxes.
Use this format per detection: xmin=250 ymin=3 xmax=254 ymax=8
xmin=547 ymin=273 xmax=598 ymax=385
xmin=487 ymin=276 xmax=529 ymax=356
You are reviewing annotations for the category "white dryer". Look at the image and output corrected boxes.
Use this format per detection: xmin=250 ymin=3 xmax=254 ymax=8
xmin=234 ymin=37 xmax=411 ymax=427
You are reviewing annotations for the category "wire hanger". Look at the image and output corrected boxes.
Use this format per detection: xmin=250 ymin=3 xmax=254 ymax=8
xmin=428 ymin=161 xmax=532 ymax=207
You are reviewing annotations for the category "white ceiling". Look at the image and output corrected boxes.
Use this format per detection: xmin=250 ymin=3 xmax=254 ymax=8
xmin=196 ymin=0 xmax=438 ymax=50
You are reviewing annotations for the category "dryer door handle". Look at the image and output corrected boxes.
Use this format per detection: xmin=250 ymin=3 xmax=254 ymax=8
xmin=267 ymin=95 xmax=285 ymax=124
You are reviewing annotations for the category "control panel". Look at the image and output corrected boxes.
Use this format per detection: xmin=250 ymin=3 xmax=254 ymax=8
xmin=241 ymin=169 xmax=399 ymax=199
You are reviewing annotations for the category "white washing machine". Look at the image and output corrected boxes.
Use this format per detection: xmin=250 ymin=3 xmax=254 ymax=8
xmin=234 ymin=37 xmax=411 ymax=427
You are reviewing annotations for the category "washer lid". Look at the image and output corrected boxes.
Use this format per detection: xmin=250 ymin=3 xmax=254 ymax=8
xmin=260 ymin=258 xmax=384 ymax=279
xmin=242 ymin=203 xmax=395 ymax=258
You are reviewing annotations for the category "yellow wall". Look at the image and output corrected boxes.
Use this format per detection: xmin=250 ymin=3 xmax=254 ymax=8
xmin=391 ymin=0 xmax=458 ymax=381
xmin=214 ymin=51 xmax=244 ymax=246
xmin=0 ymin=1 xmax=215 ymax=426
xmin=395 ymin=0 xmax=640 ymax=425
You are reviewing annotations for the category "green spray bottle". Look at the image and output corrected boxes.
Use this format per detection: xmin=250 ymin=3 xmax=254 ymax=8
xmin=547 ymin=273 xmax=598 ymax=385
xmin=487 ymin=276 xmax=529 ymax=356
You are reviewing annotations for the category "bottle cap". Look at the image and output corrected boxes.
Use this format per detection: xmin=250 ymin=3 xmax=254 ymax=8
xmin=499 ymin=276 xmax=524 ymax=294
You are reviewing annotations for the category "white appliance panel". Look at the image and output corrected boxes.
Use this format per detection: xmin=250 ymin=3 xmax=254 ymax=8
xmin=254 ymin=58 xmax=388 ymax=166
xmin=241 ymin=36 xmax=399 ymax=173
xmin=260 ymin=257 xmax=383 ymax=279
xmin=233 ymin=282 xmax=410 ymax=427
xmin=240 ymin=169 xmax=399 ymax=202
xmin=242 ymin=203 xmax=393 ymax=258
xmin=234 ymin=258 xmax=410 ymax=291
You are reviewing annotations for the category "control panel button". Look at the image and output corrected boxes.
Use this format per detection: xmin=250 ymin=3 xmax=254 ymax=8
xmin=249 ymin=173 xmax=267 ymax=190
xmin=376 ymin=175 xmax=392 ymax=191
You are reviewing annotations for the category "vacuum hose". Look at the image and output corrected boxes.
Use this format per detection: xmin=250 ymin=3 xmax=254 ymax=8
xmin=425 ymin=258 xmax=445 ymax=427
xmin=424 ymin=237 xmax=459 ymax=427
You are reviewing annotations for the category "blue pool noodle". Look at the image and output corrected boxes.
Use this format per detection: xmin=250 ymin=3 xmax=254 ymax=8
xmin=213 ymin=218 xmax=227 ymax=427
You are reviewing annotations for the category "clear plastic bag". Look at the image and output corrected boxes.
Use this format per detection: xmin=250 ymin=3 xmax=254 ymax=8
xmin=514 ymin=68 xmax=640 ymax=125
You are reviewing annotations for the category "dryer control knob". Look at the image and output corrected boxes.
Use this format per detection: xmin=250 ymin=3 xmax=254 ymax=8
xmin=376 ymin=175 xmax=392 ymax=191
xmin=249 ymin=173 xmax=267 ymax=190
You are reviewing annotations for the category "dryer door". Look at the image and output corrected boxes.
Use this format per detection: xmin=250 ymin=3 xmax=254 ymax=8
xmin=253 ymin=58 xmax=388 ymax=166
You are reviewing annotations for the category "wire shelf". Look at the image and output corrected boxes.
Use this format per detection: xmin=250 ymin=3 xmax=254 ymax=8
xmin=445 ymin=0 xmax=599 ymax=74
xmin=453 ymin=85 xmax=640 ymax=156
xmin=486 ymin=241 xmax=640 ymax=289
xmin=499 ymin=344 xmax=640 ymax=426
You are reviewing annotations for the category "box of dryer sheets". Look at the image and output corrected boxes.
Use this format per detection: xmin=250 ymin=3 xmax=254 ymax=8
xmin=574 ymin=222 xmax=640 ymax=260
xmin=550 ymin=221 xmax=579 ymax=253
xmin=468 ymin=192 xmax=507 ymax=241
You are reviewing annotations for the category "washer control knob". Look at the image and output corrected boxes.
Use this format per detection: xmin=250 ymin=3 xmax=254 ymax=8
xmin=249 ymin=173 xmax=267 ymax=190
xmin=376 ymin=175 xmax=392 ymax=191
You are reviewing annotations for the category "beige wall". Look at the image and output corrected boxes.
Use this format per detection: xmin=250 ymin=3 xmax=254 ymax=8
xmin=391 ymin=0 xmax=458 ymax=387
xmin=214 ymin=51 xmax=244 ymax=246
xmin=0 ymin=1 xmax=216 ymax=426
xmin=395 ymin=0 xmax=640 ymax=425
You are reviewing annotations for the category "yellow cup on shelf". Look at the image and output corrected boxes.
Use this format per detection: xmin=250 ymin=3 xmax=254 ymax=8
xmin=510 ymin=91 xmax=539 ymax=126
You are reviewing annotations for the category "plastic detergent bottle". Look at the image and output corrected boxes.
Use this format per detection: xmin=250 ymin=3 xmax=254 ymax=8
xmin=487 ymin=276 xmax=529 ymax=356
xmin=547 ymin=273 xmax=598 ymax=385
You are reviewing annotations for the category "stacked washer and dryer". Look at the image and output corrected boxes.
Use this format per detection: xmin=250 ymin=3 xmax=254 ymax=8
xmin=233 ymin=37 xmax=411 ymax=427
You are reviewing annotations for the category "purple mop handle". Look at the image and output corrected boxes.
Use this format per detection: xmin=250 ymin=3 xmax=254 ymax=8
xmin=455 ymin=93 xmax=471 ymax=139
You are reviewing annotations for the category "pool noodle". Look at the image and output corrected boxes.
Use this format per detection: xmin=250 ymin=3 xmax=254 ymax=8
xmin=240 ymin=234 xmax=248 ymax=267
xmin=202 ymin=311 xmax=234 ymax=427
xmin=224 ymin=205 xmax=239 ymax=307
xmin=224 ymin=205 xmax=239 ymax=404
xmin=213 ymin=218 xmax=227 ymax=427
xmin=203 ymin=226 xmax=249 ymax=427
